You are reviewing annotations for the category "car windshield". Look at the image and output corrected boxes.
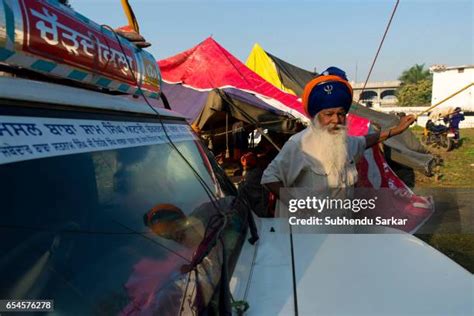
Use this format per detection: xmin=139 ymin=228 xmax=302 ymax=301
xmin=0 ymin=118 xmax=242 ymax=314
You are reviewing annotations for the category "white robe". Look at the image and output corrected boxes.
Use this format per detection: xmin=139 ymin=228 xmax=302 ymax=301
xmin=261 ymin=129 xmax=366 ymax=190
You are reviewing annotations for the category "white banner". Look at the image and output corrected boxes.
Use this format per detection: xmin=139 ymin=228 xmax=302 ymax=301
xmin=0 ymin=116 xmax=196 ymax=165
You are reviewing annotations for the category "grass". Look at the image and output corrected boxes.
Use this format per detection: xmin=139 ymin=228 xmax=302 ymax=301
xmin=413 ymin=128 xmax=474 ymax=188
xmin=405 ymin=128 xmax=474 ymax=273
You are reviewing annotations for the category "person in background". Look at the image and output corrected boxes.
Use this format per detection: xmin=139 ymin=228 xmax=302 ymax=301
xmin=232 ymin=121 xmax=248 ymax=161
xmin=239 ymin=152 xmax=269 ymax=217
xmin=448 ymin=107 xmax=465 ymax=144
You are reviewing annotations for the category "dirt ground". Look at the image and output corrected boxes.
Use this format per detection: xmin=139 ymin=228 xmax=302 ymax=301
xmin=397 ymin=127 xmax=474 ymax=273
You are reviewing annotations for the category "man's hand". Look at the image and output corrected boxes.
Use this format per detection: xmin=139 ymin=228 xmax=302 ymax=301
xmin=364 ymin=114 xmax=417 ymax=149
xmin=393 ymin=114 xmax=417 ymax=134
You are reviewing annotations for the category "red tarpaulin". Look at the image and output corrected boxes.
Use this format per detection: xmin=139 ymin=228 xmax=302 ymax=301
xmin=159 ymin=37 xmax=306 ymax=121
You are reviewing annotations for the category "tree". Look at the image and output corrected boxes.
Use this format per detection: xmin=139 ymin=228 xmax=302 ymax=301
xmin=396 ymin=64 xmax=432 ymax=106
xmin=398 ymin=63 xmax=431 ymax=85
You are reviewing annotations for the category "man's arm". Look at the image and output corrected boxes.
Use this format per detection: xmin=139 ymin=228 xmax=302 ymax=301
xmin=364 ymin=115 xmax=417 ymax=149
xmin=261 ymin=137 xmax=299 ymax=197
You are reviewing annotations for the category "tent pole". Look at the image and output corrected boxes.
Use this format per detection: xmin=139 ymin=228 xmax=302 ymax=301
xmin=218 ymin=90 xmax=284 ymax=152
xmin=257 ymin=127 xmax=281 ymax=151
xmin=225 ymin=112 xmax=230 ymax=158
xmin=415 ymin=83 xmax=473 ymax=118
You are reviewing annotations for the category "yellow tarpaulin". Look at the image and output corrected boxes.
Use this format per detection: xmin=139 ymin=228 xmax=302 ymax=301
xmin=245 ymin=43 xmax=297 ymax=96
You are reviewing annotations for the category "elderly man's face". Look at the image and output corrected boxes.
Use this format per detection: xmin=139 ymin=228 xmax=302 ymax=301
xmin=316 ymin=107 xmax=347 ymax=133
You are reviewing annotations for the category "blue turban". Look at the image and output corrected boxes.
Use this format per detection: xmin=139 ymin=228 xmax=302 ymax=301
xmin=302 ymin=67 xmax=353 ymax=118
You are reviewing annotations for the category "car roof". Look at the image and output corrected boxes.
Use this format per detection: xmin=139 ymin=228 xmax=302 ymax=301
xmin=0 ymin=76 xmax=186 ymax=120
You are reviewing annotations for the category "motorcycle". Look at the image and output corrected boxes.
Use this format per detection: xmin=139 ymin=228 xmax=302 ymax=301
xmin=421 ymin=120 xmax=454 ymax=151
xmin=448 ymin=126 xmax=460 ymax=148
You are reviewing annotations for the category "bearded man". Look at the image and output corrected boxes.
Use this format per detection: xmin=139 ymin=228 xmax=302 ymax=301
xmin=261 ymin=67 xmax=416 ymax=198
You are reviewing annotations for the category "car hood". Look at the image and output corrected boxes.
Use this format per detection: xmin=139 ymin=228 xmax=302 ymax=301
xmin=231 ymin=218 xmax=473 ymax=315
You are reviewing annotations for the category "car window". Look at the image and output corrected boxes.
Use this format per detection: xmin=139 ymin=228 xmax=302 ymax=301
xmin=0 ymin=114 xmax=243 ymax=315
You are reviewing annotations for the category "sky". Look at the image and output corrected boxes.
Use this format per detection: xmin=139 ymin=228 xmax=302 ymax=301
xmin=72 ymin=0 xmax=473 ymax=82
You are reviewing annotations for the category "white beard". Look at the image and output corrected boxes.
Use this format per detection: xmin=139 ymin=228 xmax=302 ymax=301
xmin=301 ymin=115 xmax=348 ymax=184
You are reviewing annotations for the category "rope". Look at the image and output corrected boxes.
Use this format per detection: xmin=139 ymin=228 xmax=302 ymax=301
xmin=357 ymin=0 xmax=400 ymax=103
xmin=415 ymin=82 xmax=474 ymax=118
xmin=102 ymin=24 xmax=221 ymax=210
xmin=215 ymin=39 xmax=252 ymax=86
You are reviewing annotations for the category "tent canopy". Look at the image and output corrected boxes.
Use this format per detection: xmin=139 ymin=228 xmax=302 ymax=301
xmin=246 ymin=43 xmax=317 ymax=96
xmin=158 ymin=38 xmax=307 ymax=133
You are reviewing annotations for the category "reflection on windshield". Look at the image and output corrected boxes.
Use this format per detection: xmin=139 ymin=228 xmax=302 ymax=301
xmin=122 ymin=200 xmax=225 ymax=315
xmin=0 ymin=137 xmax=240 ymax=315
xmin=144 ymin=203 xmax=204 ymax=247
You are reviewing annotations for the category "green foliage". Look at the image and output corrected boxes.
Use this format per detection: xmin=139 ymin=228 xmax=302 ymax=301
xmin=398 ymin=63 xmax=432 ymax=85
xmin=396 ymin=64 xmax=433 ymax=106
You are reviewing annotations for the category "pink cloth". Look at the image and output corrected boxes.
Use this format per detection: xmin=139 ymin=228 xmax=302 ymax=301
xmin=120 ymin=251 xmax=190 ymax=316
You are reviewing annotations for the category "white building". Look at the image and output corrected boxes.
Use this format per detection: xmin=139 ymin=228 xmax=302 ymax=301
xmin=380 ymin=65 xmax=474 ymax=128
xmin=430 ymin=64 xmax=474 ymax=111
